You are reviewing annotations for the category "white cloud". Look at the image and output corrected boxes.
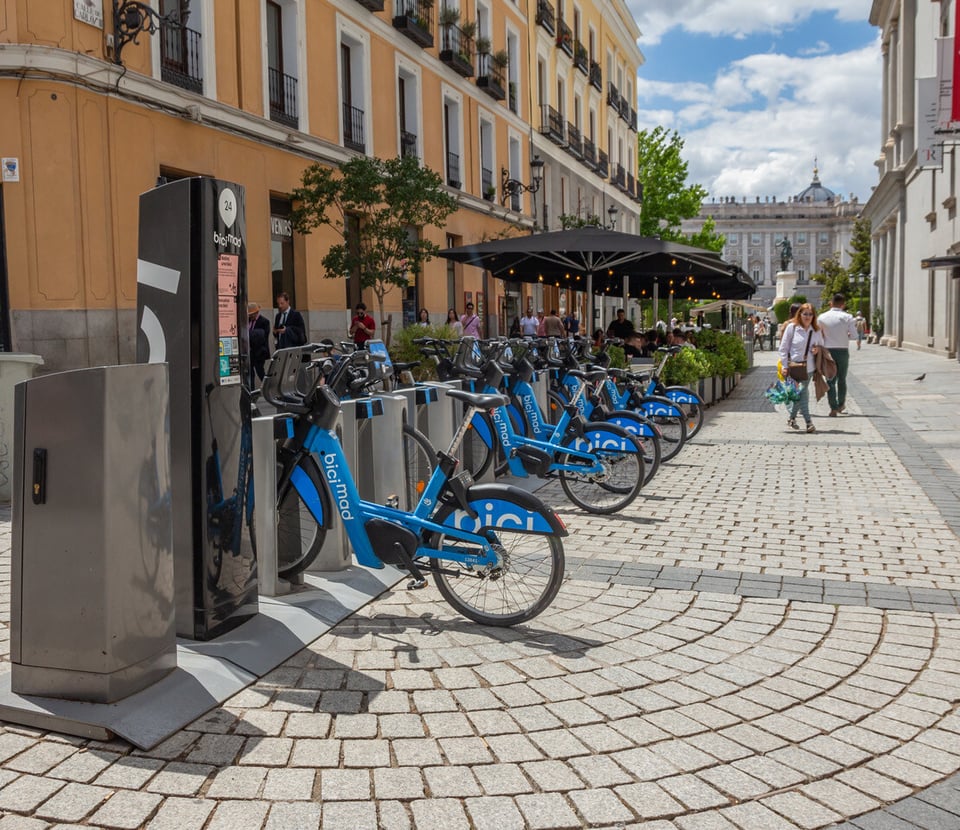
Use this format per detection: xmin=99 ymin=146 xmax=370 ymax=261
xmin=628 ymin=0 xmax=870 ymax=46
xmin=637 ymin=43 xmax=882 ymax=201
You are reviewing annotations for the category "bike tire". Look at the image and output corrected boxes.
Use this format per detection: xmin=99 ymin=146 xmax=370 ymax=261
xmin=634 ymin=424 xmax=661 ymax=487
xmin=276 ymin=452 xmax=330 ymax=579
xmin=557 ymin=424 xmax=644 ymax=514
xmin=546 ymin=391 xmax=567 ymax=426
xmin=635 ymin=396 xmax=687 ymax=462
xmin=402 ymin=424 xmax=436 ymax=510
xmin=459 ymin=411 xmax=495 ymax=478
xmin=665 ymin=387 xmax=705 ymax=439
xmin=428 ymin=504 xmax=565 ymax=626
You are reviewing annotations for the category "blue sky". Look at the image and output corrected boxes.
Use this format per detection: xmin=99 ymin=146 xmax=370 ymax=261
xmin=626 ymin=1 xmax=880 ymax=204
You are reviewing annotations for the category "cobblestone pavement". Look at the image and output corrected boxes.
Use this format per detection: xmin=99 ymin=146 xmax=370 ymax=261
xmin=2 ymin=343 xmax=960 ymax=829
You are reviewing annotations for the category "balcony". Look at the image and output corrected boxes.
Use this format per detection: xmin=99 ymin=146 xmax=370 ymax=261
xmin=508 ymin=81 xmax=517 ymax=112
xmin=540 ymin=104 xmax=565 ymax=145
xmin=355 ymin=0 xmax=384 ymax=11
xmin=476 ymin=56 xmax=505 ymax=100
xmin=573 ymin=41 xmax=588 ymax=74
xmin=597 ymin=149 xmax=608 ymax=179
xmin=556 ymin=19 xmax=573 ymax=56
xmin=582 ymin=137 xmax=596 ymax=169
xmin=589 ymin=60 xmax=602 ymax=91
xmin=535 ymin=0 xmax=555 ymax=34
xmin=482 ymin=166 xmax=495 ymax=201
xmin=447 ymin=151 xmax=461 ymax=188
xmin=160 ymin=24 xmax=203 ymax=94
xmin=607 ymin=81 xmax=619 ymax=110
xmin=268 ymin=68 xmax=298 ymax=129
xmin=440 ymin=24 xmax=474 ymax=77
xmin=630 ymin=108 xmax=638 ymax=131
xmin=613 ymin=163 xmax=626 ymax=188
xmin=343 ymin=103 xmax=365 ymax=153
xmin=400 ymin=129 xmax=418 ymax=159
xmin=566 ymin=122 xmax=582 ymax=159
xmin=393 ymin=0 xmax=434 ymax=48
xmin=619 ymin=95 xmax=630 ymax=122
xmin=627 ymin=172 xmax=635 ymax=197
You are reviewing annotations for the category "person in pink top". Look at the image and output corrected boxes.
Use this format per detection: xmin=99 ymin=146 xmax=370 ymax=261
xmin=460 ymin=302 xmax=482 ymax=337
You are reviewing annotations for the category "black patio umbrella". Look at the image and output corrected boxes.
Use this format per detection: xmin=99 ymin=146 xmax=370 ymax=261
xmin=440 ymin=227 xmax=754 ymax=321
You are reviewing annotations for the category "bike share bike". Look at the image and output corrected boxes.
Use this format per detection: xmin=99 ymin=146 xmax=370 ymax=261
xmin=263 ymin=345 xmax=567 ymax=626
xmin=417 ymin=336 xmax=646 ymax=515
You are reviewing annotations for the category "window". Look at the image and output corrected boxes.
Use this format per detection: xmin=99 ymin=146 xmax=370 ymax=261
xmin=751 ymin=268 xmax=761 ymax=284
xmin=508 ymin=135 xmax=521 ymax=211
xmin=797 ymin=232 xmax=806 ymax=244
xmin=479 ymin=116 xmax=494 ymax=200
xmin=727 ymin=233 xmax=738 ymax=244
xmin=507 ymin=30 xmax=520 ymax=114
xmin=266 ymin=1 xmax=300 ymax=128
xmin=797 ymin=269 xmax=806 ymax=282
xmin=398 ymin=68 xmax=420 ymax=159
xmin=444 ymin=96 xmax=463 ymax=188
xmin=159 ymin=0 xmax=204 ymax=93
xmin=340 ymin=30 xmax=369 ymax=153
xmin=819 ymin=231 xmax=829 ymax=243
xmin=751 ymin=233 xmax=761 ymax=245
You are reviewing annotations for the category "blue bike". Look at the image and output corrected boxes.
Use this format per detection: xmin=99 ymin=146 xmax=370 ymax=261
xmin=263 ymin=346 xmax=567 ymax=626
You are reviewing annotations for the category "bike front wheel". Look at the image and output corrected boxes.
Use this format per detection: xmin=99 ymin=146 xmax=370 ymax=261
xmin=429 ymin=509 xmax=565 ymax=626
xmin=458 ymin=411 xmax=495 ymax=479
xmin=402 ymin=424 xmax=436 ymax=510
xmin=557 ymin=426 xmax=644 ymax=514
xmin=665 ymin=387 xmax=705 ymax=439
xmin=276 ymin=452 xmax=330 ymax=579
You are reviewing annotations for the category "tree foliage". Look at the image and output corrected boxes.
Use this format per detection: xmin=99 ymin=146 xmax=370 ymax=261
xmin=810 ymin=216 xmax=872 ymax=315
xmin=290 ymin=155 xmax=458 ymax=323
xmin=636 ymin=126 xmax=723 ymax=252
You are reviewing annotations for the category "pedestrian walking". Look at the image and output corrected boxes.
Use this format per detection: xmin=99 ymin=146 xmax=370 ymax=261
xmin=855 ymin=311 xmax=867 ymax=350
xmin=753 ymin=316 xmax=766 ymax=350
xmin=563 ymin=310 xmax=580 ymax=335
xmin=519 ymin=308 xmax=539 ymax=337
xmin=818 ymin=293 xmax=858 ymax=416
xmin=247 ymin=301 xmax=271 ymax=387
xmin=349 ymin=302 xmax=376 ymax=348
xmin=273 ymin=292 xmax=307 ymax=349
xmin=543 ymin=309 xmax=565 ymax=337
xmin=416 ymin=308 xmax=430 ymax=327
xmin=460 ymin=302 xmax=482 ymax=337
xmin=778 ymin=303 xmax=824 ymax=433
xmin=446 ymin=308 xmax=463 ymax=336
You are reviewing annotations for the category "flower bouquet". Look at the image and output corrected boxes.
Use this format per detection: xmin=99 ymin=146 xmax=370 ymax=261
xmin=765 ymin=378 xmax=801 ymax=407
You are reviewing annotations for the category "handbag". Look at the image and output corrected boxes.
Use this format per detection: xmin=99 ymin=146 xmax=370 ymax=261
xmin=786 ymin=325 xmax=812 ymax=382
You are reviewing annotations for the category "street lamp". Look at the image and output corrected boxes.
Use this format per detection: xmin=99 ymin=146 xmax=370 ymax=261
xmin=607 ymin=204 xmax=619 ymax=229
xmin=501 ymin=155 xmax=544 ymax=206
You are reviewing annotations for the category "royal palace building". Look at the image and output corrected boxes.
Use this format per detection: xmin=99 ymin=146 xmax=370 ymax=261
xmin=0 ymin=0 xmax=642 ymax=370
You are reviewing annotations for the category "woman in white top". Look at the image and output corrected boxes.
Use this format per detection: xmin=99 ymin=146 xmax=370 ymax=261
xmin=446 ymin=308 xmax=463 ymax=336
xmin=416 ymin=308 xmax=430 ymax=327
xmin=778 ymin=303 xmax=824 ymax=433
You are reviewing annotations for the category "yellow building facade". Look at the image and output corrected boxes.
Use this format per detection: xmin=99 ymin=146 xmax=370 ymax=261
xmin=0 ymin=0 xmax=641 ymax=369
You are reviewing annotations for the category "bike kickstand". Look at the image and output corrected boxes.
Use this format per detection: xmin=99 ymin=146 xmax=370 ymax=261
xmin=391 ymin=542 xmax=428 ymax=590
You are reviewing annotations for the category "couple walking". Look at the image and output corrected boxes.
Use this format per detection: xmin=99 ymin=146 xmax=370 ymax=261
xmin=778 ymin=293 xmax=856 ymax=432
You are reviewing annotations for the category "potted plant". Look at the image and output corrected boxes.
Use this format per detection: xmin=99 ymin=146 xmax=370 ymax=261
xmin=475 ymin=35 xmax=491 ymax=55
xmin=484 ymin=185 xmax=496 ymax=202
xmin=438 ymin=5 xmax=460 ymax=26
xmin=491 ymin=49 xmax=509 ymax=69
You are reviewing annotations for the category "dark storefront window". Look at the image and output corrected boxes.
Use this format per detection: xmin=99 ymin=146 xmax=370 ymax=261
xmin=270 ymin=198 xmax=295 ymax=307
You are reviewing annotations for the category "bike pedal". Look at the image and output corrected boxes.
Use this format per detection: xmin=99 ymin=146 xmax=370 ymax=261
xmin=407 ymin=577 xmax=428 ymax=590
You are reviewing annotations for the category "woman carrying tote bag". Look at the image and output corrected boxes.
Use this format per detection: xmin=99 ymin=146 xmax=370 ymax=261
xmin=777 ymin=303 xmax=824 ymax=433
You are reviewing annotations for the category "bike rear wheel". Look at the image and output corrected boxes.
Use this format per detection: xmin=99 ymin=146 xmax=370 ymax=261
xmin=665 ymin=387 xmax=705 ymax=439
xmin=276 ymin=452 xmax=329 ymax=578
xmin=402 ymin=424 xmax=436 ymax=510
xmin=429 ymin=509 xmax=564 ymax=626
xmin=557 ymin=426 xmax=644 ymax=514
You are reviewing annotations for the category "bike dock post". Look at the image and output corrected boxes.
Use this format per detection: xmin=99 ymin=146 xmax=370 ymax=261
xmin=342 ymin=394 xmax=407 ymax=507
xmin=252 ymin=414 xmax=284 ymax=595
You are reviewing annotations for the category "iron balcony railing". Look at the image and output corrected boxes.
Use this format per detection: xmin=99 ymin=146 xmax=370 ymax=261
xmin=573 ymin=41 xmax=588 ymax=74
xmin=540 ymin=104 xmax=565 ymax=144
xmin=581 ymin=137 xmax=596 ymax=168
xmin=566 ymin=122 xmax=582 ymax=158
xmin=630 ymin=108 xmax=638 ymax=131
xmin=619 ymin=95 xmax=630 ymax=120
xmin=627 ymin=171 xmax=635 ymax=196
xmin=556 ymin=18 xmax=573 ymax=56
xmin=476 ymin=56 xmax=505 ymax=99
xmin=343 ymin=103 xmax=365 ymax=153
xmin=481 ymin=166 xmax=494 ymax=201
xmin=268 ymin=68 xmax=298 ymax=129
xmin=400 ymin=129 xmax=418 ymax=159
xmin=447 ymin=151 xmax=461 ymax=188
xmin=607 ymin=81 xmax=619 ymax=110
xmin=535 ymin=0 xmax=555 ymax=34
xmin=160 ymin=24 xmax=203 ymax=93
xmin=393 ymin=0 xmax=434 ymax=47
xmin=589 ymin=60 xmax=602 ymax=91
xmin=613 ymin=163 xmax=626 ymax=188
xmin=597 ymin=149 xmax=609 ymax=179
xmin=440 ymin=23 xmax=474 ymax=77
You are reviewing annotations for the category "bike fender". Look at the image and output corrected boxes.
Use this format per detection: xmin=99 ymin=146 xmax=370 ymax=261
xmin=469 ymin=411 xmax=494 ymax=448
xmin=291 ymin=464 xmax=324 ymax=526
xmin=607 ymin=411 xmax=656 ymax=438
xmin=665 ymin=389 xmax=698 ymax=404
xmin=637 ymin=399 xmax=683 ymax=418
xmin=579 ymin=425 xmax=640 ymax=453
xmin=440 ymin=483 xmax=567 ymax=536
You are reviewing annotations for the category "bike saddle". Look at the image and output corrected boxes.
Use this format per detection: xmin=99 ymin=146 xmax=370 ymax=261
xmin=445 ymin=388 xmax=509 ymax=410
xmin=568 ymin=368 xmax=609 ymax=384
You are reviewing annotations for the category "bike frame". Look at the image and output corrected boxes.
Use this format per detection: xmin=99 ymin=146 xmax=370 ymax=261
xmin=282 ymin=408 xmax=559 ymax=572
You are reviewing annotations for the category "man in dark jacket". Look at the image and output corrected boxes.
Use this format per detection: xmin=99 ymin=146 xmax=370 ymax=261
xmin=247 ymin=302 xmax=272 ymax=386
xmin=274 ymin=292 xmax=306 ymax=349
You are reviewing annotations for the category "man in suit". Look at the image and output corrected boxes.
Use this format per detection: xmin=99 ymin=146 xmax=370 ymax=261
xmin=273 ymin=292 xmax=306 ymax=349
xmin=247 ymin=301 xmax=272 ymax=386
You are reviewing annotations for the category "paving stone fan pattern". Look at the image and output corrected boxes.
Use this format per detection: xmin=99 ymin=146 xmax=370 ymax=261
xmin=1 ymin=347 xmax=960 ymax=829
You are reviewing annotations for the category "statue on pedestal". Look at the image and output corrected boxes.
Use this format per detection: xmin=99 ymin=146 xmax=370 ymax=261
xmin=778 ymin=238 xmax=793 ymax=272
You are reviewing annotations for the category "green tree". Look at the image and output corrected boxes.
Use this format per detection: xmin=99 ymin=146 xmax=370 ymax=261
xmin=636 ymin=126 xmax=723 ymax=252
xmin=811 ymin=254 xmax=850 ymax=306
xmin=290 ymin=155 xmax=458 ymax=334
xmin=847 ymin=216 xmax=872 ymax=318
